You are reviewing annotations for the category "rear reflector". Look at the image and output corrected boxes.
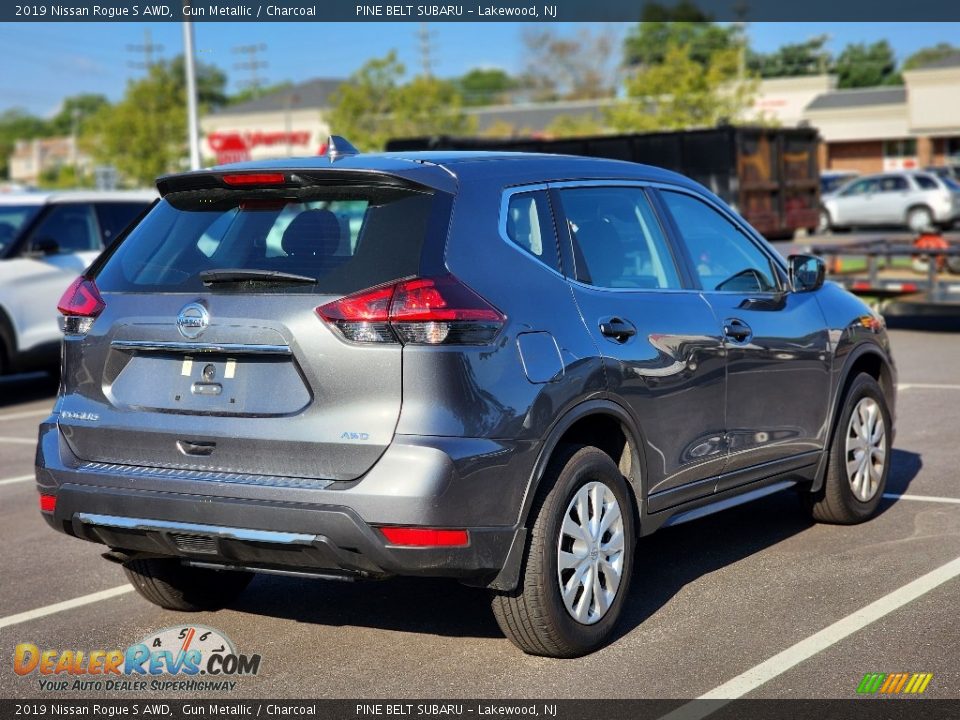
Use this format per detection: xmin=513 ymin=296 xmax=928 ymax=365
xmin=380 ymin=527 xmax=469 ymax=547
xmin=39 ymin=494 xmax=56 ymax=513
xmin=317 ymin=275 xmax=505 ymax=345
xmin=222 ymin=172 xmax=286 ymax=186
xmin=57 ymin=277 xmax=105 ymax=336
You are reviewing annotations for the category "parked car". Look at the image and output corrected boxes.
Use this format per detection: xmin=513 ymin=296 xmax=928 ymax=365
xmin=0 ymin=191 xmax=155 ymax=374
xmin=820 ymin=170 xmax=960 ymax=232
xmin=925 ymin=165 xmax=960 ymax=182
xmin=37 ymin=144 xmax=897 ymax=657
xmin=820 ymin=169 xmax=859 ymax=197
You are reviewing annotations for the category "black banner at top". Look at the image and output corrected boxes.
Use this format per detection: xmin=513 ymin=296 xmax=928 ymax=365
xmin=3 ymin=0 xmax=960 ymax=23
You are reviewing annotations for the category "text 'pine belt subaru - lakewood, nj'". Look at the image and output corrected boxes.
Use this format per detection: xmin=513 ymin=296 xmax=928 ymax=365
xmin=37 ymin=137 xmax=896 ymax=657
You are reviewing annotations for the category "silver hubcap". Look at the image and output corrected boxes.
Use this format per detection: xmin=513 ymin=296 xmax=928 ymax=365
xmin=846 ymin=397 xmax=886 ymax=502
xmin=556 ymin=481 xmax=625 ymax=625
xmin=908 ymin=209 xmax=931 ymax=232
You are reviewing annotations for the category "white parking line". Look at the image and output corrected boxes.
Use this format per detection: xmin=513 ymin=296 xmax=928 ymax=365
xmin=883 ymin=492 xmax=960 ymax=505
xmin=0 ymin=436 xmax=35 ymax=445
xmin=0 ymin=408 xmax=50 ymax=422
xmin=899 ymin=383 xmax=960 ymax=391
xmin=659 ymin=555 xmax=960 ymax=720
xmin=0 ymin=585 xmax=135 ymax=630
xmin=0 ymin=474 xmax=33 ymax=486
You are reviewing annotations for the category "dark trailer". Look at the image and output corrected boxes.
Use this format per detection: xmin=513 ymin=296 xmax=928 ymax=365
xmin=387 ymin=126 xmax=821 ymax=240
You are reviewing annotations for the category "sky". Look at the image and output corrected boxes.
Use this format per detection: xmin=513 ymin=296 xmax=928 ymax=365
xmin=1 ymin=21 xmax=958 ymax=116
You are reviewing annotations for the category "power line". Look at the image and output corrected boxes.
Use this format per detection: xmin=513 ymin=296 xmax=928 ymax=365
xmin=232 ymin=43 xmax=268 ymax=95
xmin=126 ymin=28 xmax=164 ymax=71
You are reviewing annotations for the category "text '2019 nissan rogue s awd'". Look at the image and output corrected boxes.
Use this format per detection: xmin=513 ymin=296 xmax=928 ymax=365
xmin=37 ymin=140 xmax=896 ymax=657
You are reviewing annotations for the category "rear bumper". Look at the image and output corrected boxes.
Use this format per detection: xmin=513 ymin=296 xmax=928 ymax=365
xmin=36 ymin=420 xmax=534 ymax=586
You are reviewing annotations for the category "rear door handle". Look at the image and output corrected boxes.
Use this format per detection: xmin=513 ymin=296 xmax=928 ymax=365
xmin=599 ymin=317 xmax=637 ymax=342
xmin=723 ymin=318 xmax=752 ymax=343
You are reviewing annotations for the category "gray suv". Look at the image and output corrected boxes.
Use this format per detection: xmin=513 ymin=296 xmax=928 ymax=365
xmin=38 ymin=143 xmax=897 ymax=657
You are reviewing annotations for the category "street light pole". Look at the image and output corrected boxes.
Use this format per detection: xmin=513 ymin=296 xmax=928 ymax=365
xmin=182 ymin=18 xmax=202 ymax=170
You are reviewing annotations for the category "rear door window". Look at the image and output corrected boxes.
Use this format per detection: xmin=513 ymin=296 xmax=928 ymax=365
xmin=26 ymin=203 xmax=100 ymax=254
xmin=94 ymin=185 xmax=441 ymax=295
xmin=556 ymin=186 xmax=682 ymax=289
xmin=95 ymin=202 xmax=150 ymax=246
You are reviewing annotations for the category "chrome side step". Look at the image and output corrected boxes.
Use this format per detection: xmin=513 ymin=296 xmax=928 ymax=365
xmin=75 ymin=513 xmax=317 ymax=545
xmin=662 ymin=480 xmax=796 ymax=527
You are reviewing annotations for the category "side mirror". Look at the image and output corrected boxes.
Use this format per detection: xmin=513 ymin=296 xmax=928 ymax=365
xmin=788 ymin=254 xmax=825 ymax=293
xmin=29 ymin=238 xmax=61 ymax=257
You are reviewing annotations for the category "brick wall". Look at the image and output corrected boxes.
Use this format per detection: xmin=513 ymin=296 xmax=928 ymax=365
xmin=825 ymin=141 xmax=884 ymax=174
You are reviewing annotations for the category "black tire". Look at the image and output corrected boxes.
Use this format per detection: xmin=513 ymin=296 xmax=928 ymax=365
xmin=491 ymin=445 xmax=636 ymax=657
xmin=818 ymin=209 xmax=833 ymax=234
xmin=123 ymin=558 xmax=253 ymax=612
xmin=805 ymin=373 xmax=891 ymax=524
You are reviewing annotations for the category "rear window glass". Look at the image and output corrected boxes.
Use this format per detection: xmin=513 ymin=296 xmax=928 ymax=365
xmin=95 ymin=186 xmax=438 ymax=295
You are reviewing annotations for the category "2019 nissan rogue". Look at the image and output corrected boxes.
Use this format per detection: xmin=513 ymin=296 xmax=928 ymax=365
xmin=36 ymin=141 xmax=897 ymax=657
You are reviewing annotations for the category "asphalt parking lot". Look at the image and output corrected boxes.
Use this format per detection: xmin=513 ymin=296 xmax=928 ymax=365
xmin=1 ymin=240 xmax=959 ymax=701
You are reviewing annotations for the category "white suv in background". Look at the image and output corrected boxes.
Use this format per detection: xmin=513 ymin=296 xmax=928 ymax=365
xmin=0 ymin=191 xmax=155 ymax=374
xmin=820 ymin=170 xmax=960 ymax=232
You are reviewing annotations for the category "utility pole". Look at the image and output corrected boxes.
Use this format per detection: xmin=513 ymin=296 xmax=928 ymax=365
xmin=417 ymin=23 xmax=435 ymax=78
xmin=232 ymin=43 xmax=268 ymax=96
xmin=182 ymin=20 xmax=201 ymax=170
xmin=126 ymin=28 xmax=164 ymax=72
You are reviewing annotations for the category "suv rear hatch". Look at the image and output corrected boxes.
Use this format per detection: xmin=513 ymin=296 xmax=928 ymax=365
xmin=57 ymin=169 xmax=451 ymax=483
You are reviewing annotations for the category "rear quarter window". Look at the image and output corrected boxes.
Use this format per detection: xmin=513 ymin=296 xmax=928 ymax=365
xmin=94 ymin=185 xmax=442 ymax=295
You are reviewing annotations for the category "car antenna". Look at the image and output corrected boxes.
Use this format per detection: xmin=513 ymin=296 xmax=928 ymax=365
xmin=327 ymin=135 xmax=360 ymax=163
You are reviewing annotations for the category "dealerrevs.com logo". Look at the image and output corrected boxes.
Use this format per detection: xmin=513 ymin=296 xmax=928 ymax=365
xmin=14 ymin=625 xmax=261 ymax=692
xmin=857 ymin=672 xmax=934 ymax=695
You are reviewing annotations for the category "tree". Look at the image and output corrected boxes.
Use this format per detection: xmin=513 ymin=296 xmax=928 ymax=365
xmin=607 ymin=42 xmax=754 ymax=132
xmin=748 ymin=35 xmax=831 ymax=78
xmin=623 ymin=3 xmax=740 ymax=68
xmin=455 ymin=68 xmax=517 ymax=106
xmin=326 ymin=52 xmax=474 ymax=151
xmin=520 ymin=28 xmax=617 ymax=101
xmin=47 ymin=94 xmax=110 ymax=137
xmin=228 ymin=81 xmax=294 ymax=106
xmin=834 ymin=41 xmax=900 ymax=88
xmin=545 ymin=114 xmax=606 ymax=138
xmin=902 ymin=42 xmax=960 ymax=71
xmin=83 ymin=61 xmax=187 ymax=186
xmin=169 ymin=55 xmax=229 ymax=110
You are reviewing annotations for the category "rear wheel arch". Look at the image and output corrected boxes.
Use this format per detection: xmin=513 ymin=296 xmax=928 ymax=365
xmin=905 ymin=204 xmax=934 ymax=228
xmin=518 ymin=400 xmax=645 ymax=532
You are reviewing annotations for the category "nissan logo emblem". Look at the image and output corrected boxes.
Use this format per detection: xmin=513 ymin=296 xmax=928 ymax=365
xmin=176 ymin=303 xmax=209 ymax=339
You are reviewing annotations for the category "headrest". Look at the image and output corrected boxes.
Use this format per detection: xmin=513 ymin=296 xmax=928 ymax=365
xmin=281 ymin=209 xmax=342 ymax=257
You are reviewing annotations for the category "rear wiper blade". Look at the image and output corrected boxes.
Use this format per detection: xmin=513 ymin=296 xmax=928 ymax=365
xmin=200 ymin=269 xmax=318 ymax=285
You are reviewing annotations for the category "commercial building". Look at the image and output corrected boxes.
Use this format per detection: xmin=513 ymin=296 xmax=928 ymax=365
xmin=8 ymin=136 xmax=91 ymax=185
xmin=199 ymin=78 xmax=343 ymax=164
xmin=754 ymin=56 xmax=960 ymax=174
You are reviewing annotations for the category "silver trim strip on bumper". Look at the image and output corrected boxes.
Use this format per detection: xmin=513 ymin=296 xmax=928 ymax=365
xmin=75 ymin=513 xmax=317 ymax=545
xmin=110 ymin=340 xmax=291 ymax=355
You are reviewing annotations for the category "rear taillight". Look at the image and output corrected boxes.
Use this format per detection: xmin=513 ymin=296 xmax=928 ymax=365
xmin=379 ymin=526 xmax=469 ymax=547
xmin=316 ymin=275 xmax=505 ymax=345
xmin=39 ymin=494 xmax=56 ymax=513
xmin=57 ymin=277 xmax=105 ymax=336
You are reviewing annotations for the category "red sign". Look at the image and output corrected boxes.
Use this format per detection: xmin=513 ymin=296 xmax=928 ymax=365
xmin=207 ymin=130 xmax=314 ymax=164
